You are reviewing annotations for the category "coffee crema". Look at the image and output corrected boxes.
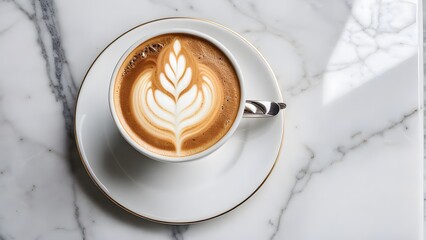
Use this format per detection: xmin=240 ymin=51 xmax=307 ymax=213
xmin=113 ymin=33 xmax=241 ymax=157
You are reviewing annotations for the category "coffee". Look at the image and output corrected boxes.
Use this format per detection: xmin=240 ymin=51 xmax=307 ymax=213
xmin=113 ymin=33 xmax=241 ymax=157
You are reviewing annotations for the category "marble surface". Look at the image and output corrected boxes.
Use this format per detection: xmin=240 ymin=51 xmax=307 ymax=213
xmin=0 ymin=0 xmax=422 ymax=239
xmin=423 ymin=1 xmax=426 ymax=238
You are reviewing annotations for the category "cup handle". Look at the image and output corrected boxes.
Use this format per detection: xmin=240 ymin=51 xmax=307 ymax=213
xmin=243 ymin=100 xmax=286 ymax=118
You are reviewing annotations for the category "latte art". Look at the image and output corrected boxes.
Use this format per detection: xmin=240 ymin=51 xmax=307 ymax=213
xmin=131 ymin=40 xmax=223 ymax=155
xmin=114 ymin=34 xmax=241 ymax=157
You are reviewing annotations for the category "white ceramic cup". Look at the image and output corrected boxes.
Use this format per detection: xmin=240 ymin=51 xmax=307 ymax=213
xmin=109 ymin=29 xmax=246 ymax=163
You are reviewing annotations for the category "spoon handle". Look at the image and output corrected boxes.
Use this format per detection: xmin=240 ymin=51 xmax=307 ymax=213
xmin=243 ymin=100 xmax=286 ymax=118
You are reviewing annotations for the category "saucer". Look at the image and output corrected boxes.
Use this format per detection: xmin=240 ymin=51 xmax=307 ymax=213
xmin=75 ymin=18 xmax=284 ymax=224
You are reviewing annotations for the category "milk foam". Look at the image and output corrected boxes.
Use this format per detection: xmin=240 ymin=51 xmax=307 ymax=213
xmin=130 ymin=39 xmax=222 ymax=156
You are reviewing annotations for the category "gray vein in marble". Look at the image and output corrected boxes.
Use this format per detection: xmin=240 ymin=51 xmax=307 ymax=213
xmin=0 ymin=21 xmax=18 ymax=35
xmin=2 ymin=2 xmax=195 ymax=238
xmin=225 ymin=0 xmax=352 ymax=97
xmin=0 ymin=90 xmax=63 ymax=157
xmin=0 ymin=118 xmax=63 ymax=158
xmin=225 ymin=0 xmax=313 ymax=96
xmin=269 ymin=108 xmax=418 ymax=239
xmin=181 ymin=0 xmax=196 ymax=11
xmin=147 ymin=0 xmax=196 ymax=12
xmin=67 ymin=150 xmax=86 ymax=240
xmin=292 ymin=0 xmax=415 ymax=96
xmin=0 ymin=100 xmax=84 ymax=239
xmin=302 ymin=0 xmax=352 ymax=25
xmin=1 ymin=0 xmax=31 ymax=16
xmin=350 ymin=131 xmax=362 ymax=139
xmin=171 ymin=225 xmax=189 ymax=240
xmin=170 ymin=225 xmax=189 ymax=240
xmin=147 ymin=0 xmax=180 ymax=12
xmin=7 ymin=0 xmax=77 ymax=138
xmin=33 ymin=227 xmax=79 ymax=240
xmin=328 ymin=0 xmax=416 ymax=75
xmin=228 ymin=0 xmax=337 ymax=97
xmin=3 ymin=1 xmax=88 ymax=239
xmin=283 ymin=0 xmax=354 ymax=96
xmin=71 ymin=182 xmax=86 ymax=240
xmin=53 ymin=227 xmax=78 ymax=232
xmin=268 ymin=146 xmax=315 ymax=240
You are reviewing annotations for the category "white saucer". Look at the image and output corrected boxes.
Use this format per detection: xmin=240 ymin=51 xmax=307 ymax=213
xmin=75 ymin=18 xmax=284 ymax=224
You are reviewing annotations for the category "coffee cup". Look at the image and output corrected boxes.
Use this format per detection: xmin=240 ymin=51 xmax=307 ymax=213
xmin=109 ymin=28 xmax=284 ymax=162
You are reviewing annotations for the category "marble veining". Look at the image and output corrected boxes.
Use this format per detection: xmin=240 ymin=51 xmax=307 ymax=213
xmin=171 ymin=225 xmax=189 ymax=240
xmin=3 ymin=1 xmax=85 ymax=239
xmin=269 ymin=108 xmax=418 ymax=240
xmin=8 ymin=0 xmax=77 ymax=137
xmin=290 ymin=0 xmax=416 ymax=97
xmin=0 ymin=0 xmax=421 ymax=239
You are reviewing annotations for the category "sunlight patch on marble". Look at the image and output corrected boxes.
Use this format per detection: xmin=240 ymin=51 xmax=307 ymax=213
xmin=322 ymin=0 xmax=417 ymax=105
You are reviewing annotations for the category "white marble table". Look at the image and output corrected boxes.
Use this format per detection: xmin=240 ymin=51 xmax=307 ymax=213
xmin=0 ymin=0 xmax=422 ymax=239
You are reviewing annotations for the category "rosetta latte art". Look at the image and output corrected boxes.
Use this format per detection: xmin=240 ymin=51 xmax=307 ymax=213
xmin=131 ymin=39 xmax=223 ymax=156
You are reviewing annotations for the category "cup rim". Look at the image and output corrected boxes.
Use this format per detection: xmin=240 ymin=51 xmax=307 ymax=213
xmin=109 ymin=28 xmax=246 ymax=162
